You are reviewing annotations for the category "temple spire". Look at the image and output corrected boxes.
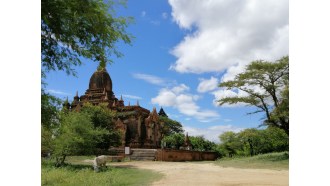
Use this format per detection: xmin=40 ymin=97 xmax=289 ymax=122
xmin=120 ymin=95 xmax=123 ymax=101
xmin=158 ymin=107 xmax=168 ymax=117
xmin=128 ymin=101 xmax=130 ymax=106
xmin=75 ymin=91 xmax=78 ymax=97
xmin=136 ymin=100 xmax=139 ymax=106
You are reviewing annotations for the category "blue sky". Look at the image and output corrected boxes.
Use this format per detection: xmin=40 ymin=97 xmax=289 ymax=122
xmin=44 ymin=0 xmax=288 ymax=142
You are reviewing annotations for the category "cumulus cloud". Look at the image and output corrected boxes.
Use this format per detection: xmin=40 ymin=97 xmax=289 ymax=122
xmin=197 ymin=76 xmax=219 ymax=93
xmin=151 ymin=84 xmax=220 ymax=122
xmin=168 ymin=0 xmax=289 ymax=74
xmin=184 ymin=124 xmax=244 ymax=143
xmin=212 ymin=84 xmax=273 ymax=107
xmin=211 ymin=89 xmax=248 ymax=107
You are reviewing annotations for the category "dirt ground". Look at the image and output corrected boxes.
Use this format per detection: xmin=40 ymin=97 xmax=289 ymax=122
xmin=111 ymin=161 xmax=288 ymax=186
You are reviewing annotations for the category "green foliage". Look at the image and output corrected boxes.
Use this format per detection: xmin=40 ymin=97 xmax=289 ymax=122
xmin=159 ymin=116 xmax=184 ymax=136
xmin=189 ymin=136 xmax=217 ymax=151
xmin=215 ymin=152 xmax=288 ymax=170
xmin=267 ymin=85 xmax=289 ymax=133
xmin=53 ymin=111 xmax=109 ymax=166
xmin=161 ymin=133 xmax=216 ymax=152
xmin=218 ymin=56 xmax=289 ymax=134
xmin=162 ymin=133 xmax=185 ymax=149
xmin=42 ymin=157 xmax=163 ymax=185
xmin=218 ymin=127 xmax=288 ymax=158
xmin=41 ymin=90 xmax=62 ymax=156
xmin=218 ymin=131 xmax=243 ymax=157
xmin=41 ymin=89 xmax=61 ymax=129
xmin=41 ymin=125 xmax=54 ymax=157
xmin=41 ymin=0 xmax=133 ymax=77
xmin=80 ymin=103 xmax=122 ymax=149
xmin=81 ymin=103 xmax=115 ymax=128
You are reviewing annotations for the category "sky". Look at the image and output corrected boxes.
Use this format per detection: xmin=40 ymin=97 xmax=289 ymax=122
xmin=44 ymin=0 xmax=289 ymax=143
xmin=3 ymin=1 xmax=330 ymax=185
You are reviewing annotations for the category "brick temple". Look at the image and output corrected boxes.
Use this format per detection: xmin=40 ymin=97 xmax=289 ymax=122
xmin=63 ymin=68 xmax=167 ymax=148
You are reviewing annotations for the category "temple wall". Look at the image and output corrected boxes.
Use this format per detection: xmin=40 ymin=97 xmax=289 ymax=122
xmin=156 ymin=149 xmax=218 ymax=161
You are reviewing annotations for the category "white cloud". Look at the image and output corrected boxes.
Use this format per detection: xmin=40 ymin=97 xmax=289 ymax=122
xmin=162 ymin=12 xmax=168 ymax=19
xmin=151 ymin=84 xmax=220 ymax=122
xmin=122 ymin=94 xmax=142 ymax=100
xmin=172 ymin=84 xmax=189 ymax=94
xmin=220 ymin=63 xmax=246 ymax=82
xmin=46 ymin=89 xmax=71 ymax=96
xmin=132 ymin=73 xmax=167 ymax=86
xmin=168 ymin=0 xmax=288 ymax=74
xmin=211 ymin=89 xmax=248 ymax=107
xmin=197 ymin=76 xmax=219 ymax=93
xmin=183 ymin=124 xmax=244 ymax=143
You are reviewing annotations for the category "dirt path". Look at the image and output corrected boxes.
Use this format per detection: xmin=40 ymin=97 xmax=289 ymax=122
xmin=111 ymin=161 xmax=288 ymax=186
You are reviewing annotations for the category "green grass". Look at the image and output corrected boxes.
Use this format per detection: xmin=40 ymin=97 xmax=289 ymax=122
xmin=42 ymin=156 xmax=163 ymax=186
xmin=215 ymin=152 xmax=289 ymax=170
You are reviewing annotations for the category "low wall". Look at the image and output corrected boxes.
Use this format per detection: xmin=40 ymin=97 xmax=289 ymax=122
xmin=156 ymin=149 xmax=218 ymax=161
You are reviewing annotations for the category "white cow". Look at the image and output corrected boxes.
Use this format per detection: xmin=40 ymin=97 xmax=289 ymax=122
xmin=93 ymin=155 xmax=110 ymax=172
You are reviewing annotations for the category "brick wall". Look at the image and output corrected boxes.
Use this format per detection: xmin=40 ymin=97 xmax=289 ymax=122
xmin=156 ymin=149 xmax=218 ymax=161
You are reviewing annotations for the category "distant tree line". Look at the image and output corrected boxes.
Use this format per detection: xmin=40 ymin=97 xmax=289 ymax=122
xmin=161 ymin=133 xmax=217 ymax=152
xmin=217 ymin=127 xmax=288 ymax=158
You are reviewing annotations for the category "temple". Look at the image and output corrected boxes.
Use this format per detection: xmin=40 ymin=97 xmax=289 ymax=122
xmin=64 ymin=68 xmax=166 ymax=148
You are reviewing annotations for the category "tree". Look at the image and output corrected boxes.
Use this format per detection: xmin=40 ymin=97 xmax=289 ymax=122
xmin=238 ymin=128 xmax=262 ymax=156
xmin=41 ymin=0 xmax=133 ymax=77
xmin=162 ymin=133 xmax=185 ymax=149
xmin=218 ymin=127 xmax=289 ymax=158
xmin=218 ymin=131 xmax=243 ymax=157
xmin=189 ymin=136 xmax=216 ymax=151
xmin=53 ymin=111 xmax=109 ymax=166
xmin=218 ymin=56 xmax=289 ymax=134
xmin=80 ymin=103 xmax=122 ymax=150
xmin=263 ymin=127 xmax=289 ymax=152
xmin=159 ymin=116 xmax=184 ymax=136
xmin=41 ymin=89 xmax=61 ymax=129
xmin=267 ymin=86 xmax=289 ymax=134
xmin=41 ymin=89 xmax=62 ymax=157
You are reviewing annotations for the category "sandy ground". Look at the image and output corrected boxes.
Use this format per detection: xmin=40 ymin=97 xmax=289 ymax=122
xmin=111 ymin=161 xmax=288 ymax=186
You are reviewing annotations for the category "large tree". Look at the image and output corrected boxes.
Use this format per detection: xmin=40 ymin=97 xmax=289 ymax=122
xmin=218 ymin=56 xmax=289 ymax=134
xmin=52 ymin=111 xmax=109 ymax=166
xmin=41 ymin=1 xmax=132 ymax=156
xmin=189 ymin=136 xmax=216 ymax=152
xmin=159 ymin=116 xmax=184 ymax=137
xmin=80 ymin=103 xmax=121 ymax=150
xmin=41 ymin=0 xmax=133 ymax=77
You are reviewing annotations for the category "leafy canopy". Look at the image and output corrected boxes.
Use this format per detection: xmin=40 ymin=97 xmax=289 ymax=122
xmin=80 ymin=103 xmax=122 ymax=149
xmin=218 ymin=127 xmax=288 ymax=158
xmin=53 ymin=111 xmax=109 ymax=166
xmin=41 ymin=0 xmax=133 ymax=77
xmin=159 ymin=116 xmax=184 ymax=136
xmin=218 ymin=56 xmax=289 ymax=134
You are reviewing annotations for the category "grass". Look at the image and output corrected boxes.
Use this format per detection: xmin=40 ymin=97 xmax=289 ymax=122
xmin=215 ymin=151 xmax=289 ymax=170
xmin=42 ymin=156 xmax=163 ymax=186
